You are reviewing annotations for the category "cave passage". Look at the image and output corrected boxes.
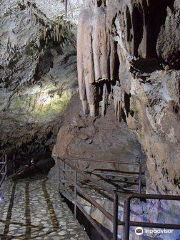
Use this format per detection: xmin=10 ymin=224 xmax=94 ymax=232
xmin=1 ymin=0 xmax=180 ymax=240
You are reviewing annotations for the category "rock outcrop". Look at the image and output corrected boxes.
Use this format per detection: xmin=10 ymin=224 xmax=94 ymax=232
xmin=53 ymin=94 xmax=146 ymax=168
xmin=51 ymin=1 xmax=180 ymax=239
xmin=75 ymin=1 xmax=180 ymax=238
xmin=77 ymin=0 xmax=180 ymax=196
xmin=0 ymin=0 xmax=80 ymax=161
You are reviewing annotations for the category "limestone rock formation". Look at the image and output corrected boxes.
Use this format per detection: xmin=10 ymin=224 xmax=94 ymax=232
xmin=53 ymin=94 xmax=146 ymax=172
xmin=157 ymin=2 xmax=180 ymax=69
xmin=0 ymin=0 xmax=80 ymax=161
xmin=77 ymin=0 xmax=180 ymax=196
xmin=73 ymin=1 xmax=180 ymax=239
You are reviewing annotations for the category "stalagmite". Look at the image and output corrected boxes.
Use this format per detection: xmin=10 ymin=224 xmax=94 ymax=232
xmin=53 ymin=26 xmax=56 ymax=41
xmin=56 ymin=25 xmax=59 ymax=42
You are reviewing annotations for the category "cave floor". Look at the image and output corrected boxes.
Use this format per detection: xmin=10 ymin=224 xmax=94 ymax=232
xmin=0 ymin=174 xmax=90 ymax=240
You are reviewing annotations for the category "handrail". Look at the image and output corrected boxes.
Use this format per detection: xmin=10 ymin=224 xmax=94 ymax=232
xmin=62 ymin=169 xmax=114 ymax=221
xmin=58 ymin=156 xmax=180 ymax=240
xmin=58 ymin=156 xmax=143 ymax=240
xmin=60 ymin=156 xmax=142 ymax=194
xmin=60 ymin=155 xmax=140 ymax=165
xmin=59 ymin=157 xmax=119 ymax=240
xmin=123 ymin=193 xmax=180 ymax=240
xmin=62 ymin=158 xmax=114 ymax=195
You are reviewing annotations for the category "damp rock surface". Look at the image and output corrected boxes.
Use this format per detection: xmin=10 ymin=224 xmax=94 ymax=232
xmin=53 ymin=94 xmax=146 ymax=168
xmin=76 ymin=0 xmax=180 ymax=196
xmin=0 ymin=0 xmax=78 ymax=159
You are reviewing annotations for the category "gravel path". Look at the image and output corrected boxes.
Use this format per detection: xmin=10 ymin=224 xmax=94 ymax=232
xmin=0 ymin=175 xmax=90 ymax=240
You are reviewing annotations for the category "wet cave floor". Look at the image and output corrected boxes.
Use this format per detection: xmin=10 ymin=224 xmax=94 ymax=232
xmin=0 ymin=174 xmax=90 ymax=240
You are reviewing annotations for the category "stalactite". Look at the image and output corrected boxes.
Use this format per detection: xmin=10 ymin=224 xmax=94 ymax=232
xmin=37 ymin=40 xmax=40 ymax=49
xmin=26 ymin=1 xmax=33 ymax=17
xmin=101 ymin=83 xmax=108 ymax=116
xmin=112 ymin=82 xmax=124 ymax=121
xmin=77 ymin=2 xmax=117 ymax=117
xmin=43 ymin=26 xmax=46 ymax=41
xmin=50 ymin=31 xmax=53 ymax=39
xmin=53 ymin=26 xmax=56 ymax=41
xmin=56 ymin=25 xmax=59 ymax=42
xmin=37 ymin=16 xmax=39 ymax=25
xmin=59 ymin=33 xmax=61 ymax=42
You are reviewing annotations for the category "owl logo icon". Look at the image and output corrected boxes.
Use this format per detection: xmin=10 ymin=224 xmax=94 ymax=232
xmin=135 ymin=227 xmax=143 ymax=235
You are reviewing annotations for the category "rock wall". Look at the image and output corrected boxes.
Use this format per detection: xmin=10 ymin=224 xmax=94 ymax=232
xmin=52 ymin=1 xmax=180 ymax=238
xmin=53 ymin=94 xmax=146 ymax=167
xmin=77 ymin=0 xmax=180 ymax=195
xmin=34 ymin=0 xmax=83 ymax=23
xmin=0 ymin=0 xmax=80 ymax=161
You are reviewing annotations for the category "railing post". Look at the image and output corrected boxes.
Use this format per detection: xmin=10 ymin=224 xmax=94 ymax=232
xmin=62 ymin=160 xmax=65 ymax=189
xmin=113 ymin=192 xmax=118 ymax=240
xmin=124 ymin=198 xmax=131 ymax=240
xmin=59 ymin=158 xmax=65 ymax=193
xmin=58 ymin=158 xmax=61 ymax=192
xmin=138 ymin=162 xmax=142 ymax=194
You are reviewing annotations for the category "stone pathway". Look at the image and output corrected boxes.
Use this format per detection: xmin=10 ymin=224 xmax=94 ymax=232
xmin=0 ymin=174 xmax=90 ymax=240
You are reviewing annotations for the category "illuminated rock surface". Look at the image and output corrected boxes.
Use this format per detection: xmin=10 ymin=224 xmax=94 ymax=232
xmin=0 ymin=0 xmax=80 ymax=160
xmin=0 ymin=1 xmax=180 ymax=239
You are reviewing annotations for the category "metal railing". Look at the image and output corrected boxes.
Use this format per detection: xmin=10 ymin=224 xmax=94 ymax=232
xmin=0 ymin=155 xmax=7 ymax=189
xmin=59 ymin=156 xmax=142 ymax=193
xmin=58 ymin=156 xmax=142 ymax=240
xmin=58 ymin=156 xmax=180 ymax=240
xmin=123 ymin=193 xmax=180 ymax=240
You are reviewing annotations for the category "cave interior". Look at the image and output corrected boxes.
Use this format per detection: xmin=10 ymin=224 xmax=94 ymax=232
xmin=0 ymin=0 xmax=180 ymax=240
